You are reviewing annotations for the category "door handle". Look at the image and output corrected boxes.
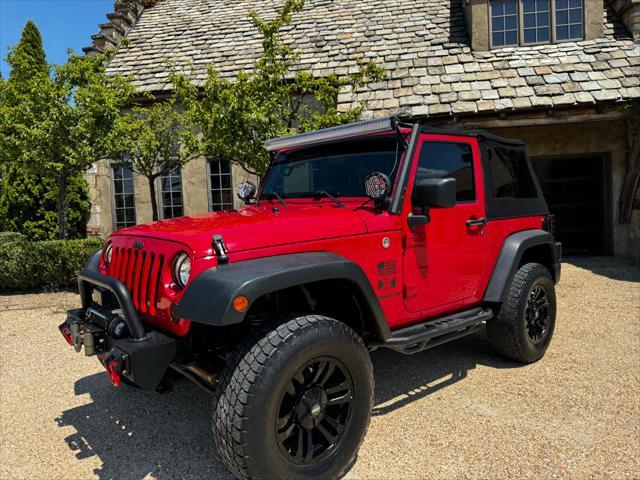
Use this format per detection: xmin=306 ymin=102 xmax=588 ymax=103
xmin=466 ymin=217 xmax=488 ymax=227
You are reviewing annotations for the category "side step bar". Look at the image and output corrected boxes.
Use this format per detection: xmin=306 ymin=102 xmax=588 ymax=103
xmin=375 ymin=307 xmax=493 ymax=355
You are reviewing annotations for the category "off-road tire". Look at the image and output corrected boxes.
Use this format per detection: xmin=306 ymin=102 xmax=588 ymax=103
xmin=212 ymin=315 xmax=374 ymax=480
xmin=487 ymin=262 xmax=556 ymax=363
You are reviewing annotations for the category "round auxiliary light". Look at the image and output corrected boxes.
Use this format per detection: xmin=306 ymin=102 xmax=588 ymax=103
xmin=173 ymin=252 xmax=191 ymax=288
xmin=236 ymin=180 xmax=257 ymax=202
xmin=364 ymin=172 xmax=391 ymax=202
xmin=104 ymin=242 xmax=113 ymax=266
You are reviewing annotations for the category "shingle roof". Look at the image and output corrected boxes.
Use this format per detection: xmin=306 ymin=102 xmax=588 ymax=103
xmin=105 ymin=0 xmax=640 ymax=118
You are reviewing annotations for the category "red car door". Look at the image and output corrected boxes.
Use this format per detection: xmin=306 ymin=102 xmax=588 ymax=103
xmin=402 ymin=134 xmax=488 ymax=314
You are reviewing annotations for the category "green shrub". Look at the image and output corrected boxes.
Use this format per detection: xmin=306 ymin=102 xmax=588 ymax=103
xmin=0 ymin=237 xmax=103 ymax=291
xmin=0 ymin=231 xmax=26 ymax=244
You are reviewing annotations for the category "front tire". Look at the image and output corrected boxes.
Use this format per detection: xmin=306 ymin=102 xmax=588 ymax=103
xmin=487 ymin=262 xmax=557 ymax=363
xmin=212 ymin=315 xmax=374 ymax=480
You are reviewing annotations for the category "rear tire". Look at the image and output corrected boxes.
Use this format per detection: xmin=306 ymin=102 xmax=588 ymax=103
xmin=487 ymin=262 xmax=556 ymax=363
xmin=212 ymin=315 xmax=374 ymax=480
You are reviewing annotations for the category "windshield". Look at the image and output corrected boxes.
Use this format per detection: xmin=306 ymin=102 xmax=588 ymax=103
xmin=260 ymin=135 xmax=403 ymax=199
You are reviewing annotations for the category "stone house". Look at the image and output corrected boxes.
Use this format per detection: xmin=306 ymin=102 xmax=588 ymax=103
xmin=85 ymin=0 xmax=640 ymax=260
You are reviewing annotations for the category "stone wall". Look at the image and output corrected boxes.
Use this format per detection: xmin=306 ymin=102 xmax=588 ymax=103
xmin=85 ymin=157 xmax=259 ymax=237
xmin=610 ymin=0 xmax=640 ymax=40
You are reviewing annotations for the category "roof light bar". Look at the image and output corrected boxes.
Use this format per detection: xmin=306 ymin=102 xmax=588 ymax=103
xmin=265 ymin=116 xmax=399 ymax=152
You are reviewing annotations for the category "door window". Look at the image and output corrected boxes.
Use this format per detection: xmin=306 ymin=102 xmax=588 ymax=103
xmin=414 ymin=142 xmax=475 ymax=202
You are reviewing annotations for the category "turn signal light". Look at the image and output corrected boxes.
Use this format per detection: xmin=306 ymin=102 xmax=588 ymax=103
xmin=232 ymin=295 xmax=250 ymax=313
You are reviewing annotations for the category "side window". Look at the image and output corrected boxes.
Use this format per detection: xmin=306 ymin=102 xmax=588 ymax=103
xmin=489 ymin=147 xmax=537 ymax=198
xmin=415 ymin=142 xmax=475 ymax=202
xmin=112 ymin=164 xmax=136 ymax=229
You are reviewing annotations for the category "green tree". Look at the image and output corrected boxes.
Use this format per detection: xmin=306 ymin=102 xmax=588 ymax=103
xmin=6 ymin=20 xmax=48 ymax=82
xmin=0 ymin=44 xmax=134 ymax=238
xmin=0 ymin=20 xmax=89 ymax=239
xmin=106 ymin=98 xmax=201 ymax=221
xmin=172 ymin=0 xmax=385 ymax=175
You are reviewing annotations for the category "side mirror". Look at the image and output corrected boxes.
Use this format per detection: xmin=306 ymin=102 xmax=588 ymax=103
xmin=236 ymin=181 xmax=257 ymax=203
xmin=413 ymin=178 xmax=457 ymax=209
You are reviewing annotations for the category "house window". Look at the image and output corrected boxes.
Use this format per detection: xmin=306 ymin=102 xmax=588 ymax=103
xmin=491 ymin=0 xmax=519 ymax=47
xmin=490 ymin=0 xmax=583 ymax=48
xmin=159 ymin=169 xmax=184 ymax=219
xmin=555 ymin=0 xmax=583 ymax=41
xmin=523 ymin=0 xmax=550 ymax=44
xmin=112 ymin=164 xmax=136 ymax=230
xmin=208 ymin=159 xmax=233 ymax=211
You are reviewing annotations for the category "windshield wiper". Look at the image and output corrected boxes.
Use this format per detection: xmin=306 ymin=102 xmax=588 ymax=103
xmin=265 ymin=192 xmax=287 ymax=205
xmin=313 ymin=191 xmax=345 ymax=208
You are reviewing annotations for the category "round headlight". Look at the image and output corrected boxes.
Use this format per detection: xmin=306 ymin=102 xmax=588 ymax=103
xmin=173 ymin=252 xmax=191 ymax=288
xmin=104 ymin=242 xmax=113 ymax=266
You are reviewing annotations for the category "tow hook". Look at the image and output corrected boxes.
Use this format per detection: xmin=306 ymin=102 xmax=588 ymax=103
xmin=102 ymin=351 xmax=127 ymax=388
xmin=59 ymin=323 xmax=73 ymax=346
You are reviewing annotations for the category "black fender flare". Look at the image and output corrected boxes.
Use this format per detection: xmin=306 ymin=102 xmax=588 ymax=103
xmin=175 ymin=252 xmax=392 ymax=340
xmin=483 ymin=229 xmax=561 ymax=303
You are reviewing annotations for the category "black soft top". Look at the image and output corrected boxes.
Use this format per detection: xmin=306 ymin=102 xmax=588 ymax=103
xmin=415 ymin=124 xmax=547 ymax=220
xmin=418 ymin=125 xmax=525 ymax=146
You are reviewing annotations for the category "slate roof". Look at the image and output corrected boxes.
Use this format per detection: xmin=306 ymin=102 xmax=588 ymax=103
xmin=105 ymin=0 xmax=640 ymax=118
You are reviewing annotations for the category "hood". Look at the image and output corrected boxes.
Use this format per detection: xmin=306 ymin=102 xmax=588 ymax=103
xmin=112 ymin=203 xmax=368 ymax=257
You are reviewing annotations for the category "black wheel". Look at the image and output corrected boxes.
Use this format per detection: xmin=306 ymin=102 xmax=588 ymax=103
xmin=212 ymin=315 xmax=373 ymax=480
xmin=487 ymin=262 xmax=557 ymax=363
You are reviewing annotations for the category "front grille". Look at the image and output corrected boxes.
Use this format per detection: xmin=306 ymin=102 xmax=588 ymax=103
xmin=107 ymin=247 xmax=165 ymax=316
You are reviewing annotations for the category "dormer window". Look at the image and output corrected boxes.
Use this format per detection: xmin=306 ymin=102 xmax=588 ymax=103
xmin=489 ymin=0 xmax=584 ymax=48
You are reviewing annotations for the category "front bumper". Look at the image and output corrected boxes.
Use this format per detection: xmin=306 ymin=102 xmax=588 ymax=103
xmin=60 ymin=308 xmax=175 ymax=390
xmin=61 ymin=251 xmax=175 ymax=390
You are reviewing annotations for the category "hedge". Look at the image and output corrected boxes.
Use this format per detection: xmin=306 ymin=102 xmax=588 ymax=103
xmin=0 ymin=235 xmax=103 ymax=291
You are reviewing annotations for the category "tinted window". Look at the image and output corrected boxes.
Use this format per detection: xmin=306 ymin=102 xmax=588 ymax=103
xmin=261 ymin=136 xmax=403 ymax=198
xmin=415 ymin=142 xmax=475 ymax=202
xmin=489 ymin=147 xmax=537 ymax=198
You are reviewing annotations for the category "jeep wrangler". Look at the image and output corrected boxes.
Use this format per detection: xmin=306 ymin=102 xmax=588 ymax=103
xmin=60 ymin=116 xmax=561 ymax=480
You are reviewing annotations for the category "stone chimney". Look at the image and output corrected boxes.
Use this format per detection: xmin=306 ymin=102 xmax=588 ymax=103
xmin=610 ymin=0 xmax=640 ymax=41
xmin=83 ymin=1 xmax=151 ymax=56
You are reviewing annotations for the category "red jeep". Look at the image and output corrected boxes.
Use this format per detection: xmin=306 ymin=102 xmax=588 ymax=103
xmin=61 ymin=116 xmax=561 ymax=480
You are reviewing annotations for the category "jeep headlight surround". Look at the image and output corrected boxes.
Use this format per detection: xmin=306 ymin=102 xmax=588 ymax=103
xmin=103 ymin=242 xmax=113 ymax=267
xmin=173 ymin=252 xmax=191 ymax=288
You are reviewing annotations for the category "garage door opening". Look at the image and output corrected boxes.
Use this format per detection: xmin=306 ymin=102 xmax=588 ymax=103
xmin=532 ymin=155 xmax=609 ymax=256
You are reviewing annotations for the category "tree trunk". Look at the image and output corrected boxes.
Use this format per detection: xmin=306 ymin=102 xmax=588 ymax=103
xmin=148 ymin=175 xmax=159 ymax=222
xmin=57 ymin=171 xmax=69 ymax=239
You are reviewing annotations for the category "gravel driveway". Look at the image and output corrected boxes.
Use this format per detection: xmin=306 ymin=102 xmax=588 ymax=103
xmin=1 ymin=257 xmax=638 ymax=480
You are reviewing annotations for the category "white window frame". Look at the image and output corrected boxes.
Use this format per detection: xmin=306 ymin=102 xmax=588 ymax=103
xmin=157 ymin=168 xmax=184 ymax=220
xmin=489 ymin=0 xmax=584 ymax=49
xmin=111 ymin=163 xmax=136 ymax=230
xmin=206 ymin=159 xmax=234 ymax=212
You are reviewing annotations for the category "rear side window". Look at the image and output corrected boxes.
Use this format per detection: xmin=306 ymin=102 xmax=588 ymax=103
xmin=415 ymin=142 xmax=475 ymax=202
xmin=489 ymin=147 xmax=537 ymax=198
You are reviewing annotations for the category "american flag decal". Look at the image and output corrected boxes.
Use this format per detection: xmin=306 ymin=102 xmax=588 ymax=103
xmin=377 ymin=260 xmax=397 ymax=276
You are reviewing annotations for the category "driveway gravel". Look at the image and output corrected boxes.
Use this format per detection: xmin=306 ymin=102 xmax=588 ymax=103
xmin=0 ymin=257 xmax=638 ymax=480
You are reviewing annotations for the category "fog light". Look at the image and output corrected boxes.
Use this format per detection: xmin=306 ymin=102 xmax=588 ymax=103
xmin=232 ymin=295 xmax=250 ymax=313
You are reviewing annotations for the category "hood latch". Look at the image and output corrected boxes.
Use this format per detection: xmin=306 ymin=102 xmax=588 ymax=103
xmin=212 ymin=234 xmax=229 ymax=264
